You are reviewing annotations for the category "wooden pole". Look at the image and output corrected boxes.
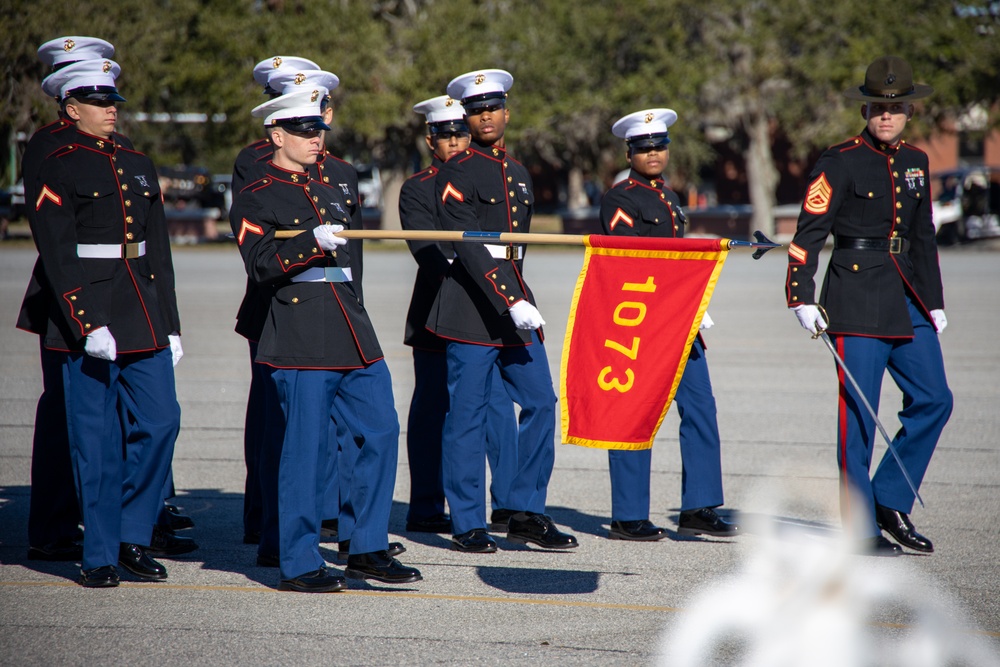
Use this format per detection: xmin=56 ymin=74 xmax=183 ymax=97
xmin=274 ymin=228 xmax=589 ymax=245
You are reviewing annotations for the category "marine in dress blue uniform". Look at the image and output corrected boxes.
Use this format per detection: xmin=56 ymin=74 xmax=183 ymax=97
xmin=401 ymin=94 xmax=518 ymax=535
xmin=428 ymin=70 xmax=577 ymax=552
xmin=18 ymin=37 xmax=120 ymax=562
xmin=600 ymin=109 xmax=739 ymax=541
xmin=786 ymin=57 xmax=952 ymax=556
xmin=23 ymin=60 xmax=182 ymax=587
xmin=233 ymin=65 xmax=374 ymax=563
xmin=230 ymin=90 xmax=419 ymax=591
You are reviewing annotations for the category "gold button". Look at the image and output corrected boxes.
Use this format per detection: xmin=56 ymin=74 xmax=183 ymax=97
xmin=312 ymin=247 xmax=319 ymax=253
xmin=97 ymin=141 xmax=104 ymax=148
xmin=854 ymin=139 xmax=860 ymax=144
xmin=347 ymin=200 xmax=352 ymax=205
xmin=305 ymin=186 xmax=310 ymax=192
xmin=125 ymin=200 xmax=132 ymax=207
xmin=294 ymin=218 xmax=300 ymax=224
xmin=324 ymin=177 xmax=329 ymax=183
xmin=331 ymin=251 xmax=337 ymax=257
xmin=893 ymin=172 xmax=898 ymax=177
xmin=791 ymin=281 xmax=798 ymax=287
xmin=868 ymin=192 xmax=873 ymax=198
xmin=512 ymin=206 xmax=517 ymax=212
xmin=320 ymin=208 xmax=326 ymax=214
xmin=507 ymin=176 xmax=512 ymax=182
xmin=501 ymin=284 xmax=506 ymax=290
xmin=503 ymin=162 xmax=508 ymax=168
xmin=508 ymin=296 xmax=514 ymax=301
xmin=792 ymin=296 xmax=798 ymax=301
xmin=896 ymin=202 xmax=902 ymax=209
xmin=509 ymin=190 xmax=514 ymax=197
xmin=284 ymin=259 xmax=290 ymax=265
xmin=292 ymin=297 xmax=299 ymax=304
xmin=916 ymin=192 xmax=921 ymax=198
xmin=896 ymin=216 xmax=901 ymax=223
xmin=143 ymin=191 xmax=149 ymax=196
xmin=126 ymin=216 xmax=133 ymax=223
xmin=93 ymin=192 xmax=99 ymax=196
xmin=493 ymin=148 xmax=500 ymax=156
xmin=852 ymin=264 xmax=859 ymax=271
xmin=492 ymin=273 xmax=497 ymax=279
xmin=660 ymin=194 xmax=665 ymax=199
xmin=85 ymin=323 xmax=91 ymax=329
xmin=150 ymin=274 xmax=155 ymax=279
xmin=70 ymin=295 xmax=77 ymax=301
xmin=512 ymin=221 xmax=518 ymax=227
xmin=792 ymin=267 xmax=798 ymax=272
xmin=312 ymin=196 xmax=319 ymax=202
xmin=77 ymin=309 xmax=84 ymax=315
xmin=298 ymin=253 xmax=304 ymax=259
xmin=122 ymin=184 xmax=128 ymax=191
xmin=126 ymin=232 xmax=133 ymax=240
xmin=892 ymin=231 xmax=898 ymax=237
xmin=263 ymin=179 xmax=269 ymax=184
xmin=896 ymin=186 xmax=901 ymax=193
xmin=490 ymin=198 xmax=496 ymax=203
xmin=889 ymin=158 xmax=895 ymax=165
xmin=117 ymin=169 xmax=123 ymax=175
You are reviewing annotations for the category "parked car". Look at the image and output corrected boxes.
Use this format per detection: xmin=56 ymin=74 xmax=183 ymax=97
xmin=931 ymin=166 xmax=1000 ymax=244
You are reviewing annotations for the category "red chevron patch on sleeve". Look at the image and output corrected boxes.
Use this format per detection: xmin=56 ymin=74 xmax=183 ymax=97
xmin=35 ymin=185 xmax=62 ymax=210
xmin=804 ymin=173 xmax=832 ymax=215
xmin=788 ymin=242 xmax=807 ymax=264
xmin=441 ymin=182 xmax=465 ymax=204
xmin=237 ymin=218 xmax=264 ymax=245
xmin=608 ymin=209 xmax=634 ymax=231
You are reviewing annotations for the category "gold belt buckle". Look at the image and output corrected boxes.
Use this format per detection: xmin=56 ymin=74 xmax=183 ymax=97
xmin=122 ymin=242 xmax=142 ymax=259
xmin=505 ymin=245 xmax=520 ymax=260
xmin=889 ymin=237 xmax=902 ymax=254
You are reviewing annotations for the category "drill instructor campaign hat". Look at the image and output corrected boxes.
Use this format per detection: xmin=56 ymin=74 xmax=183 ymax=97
xmin=843 ymin=56 xmax=933 ymax=101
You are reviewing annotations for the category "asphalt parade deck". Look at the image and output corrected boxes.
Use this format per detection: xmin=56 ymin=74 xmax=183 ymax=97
xmin=1 ymin=240 xmax=997 ymax=666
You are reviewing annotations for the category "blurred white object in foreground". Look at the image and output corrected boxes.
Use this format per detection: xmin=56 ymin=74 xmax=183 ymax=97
xmin=657 ymin=514 xmax=999 ymax=667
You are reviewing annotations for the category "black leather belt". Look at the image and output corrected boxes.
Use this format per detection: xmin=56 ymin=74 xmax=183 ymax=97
xmin=835 ymin=236 xmax=909 ymax=254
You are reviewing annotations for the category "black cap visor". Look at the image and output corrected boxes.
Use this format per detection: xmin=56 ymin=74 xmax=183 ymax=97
xmin=65 ymin=86 xmax=126 ymax=103
xmin=627 ymin=133 xmax=671 ymax=149
xmin=272 ymin=116 xmax=331 ymax=132
xmin=461 ymin=92 xmax=506 ymax=112
xmin=429 ymin=120 xmax=469 ymax=135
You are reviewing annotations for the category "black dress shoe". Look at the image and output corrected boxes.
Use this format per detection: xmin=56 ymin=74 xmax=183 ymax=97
xmin=145 ymin=526 xmax=198 ymax=558
xmin=507 ymin=512 xmax=579 ymax=549
xmin=608 ymin=519 xmax=668 ymax=541
xmin=243 ymin=531 xmax=261 ymax=545
xmin=345 ymin=551 xmax=422 ymax=584
xmin=875 ymin=505 xmax=934 ymax=553
xmin=278 ymin=567 xmax=347 ymax=593
xmin=256 ymin=552 xmax=280 ymax=568
xmin=488 ymin=509 xmax=515 ymax=532
xmin=337 ymin=539 xmax=405 ymax=560
xmin=162 ymin=503 xmax=194 ymax=531
xmin=451 ymin=529 xmax=497 ymax=553
xmin=79 ymin=565 xmax=120 ymax=588
xmin=320 ymin=518 xmax=339 ymax=541
xmin=677 ymin=508 xmax=739 ymax=537
xmin=856 ymin=535 xmax=902 ymax=557
xmin=118 ymin=543 xmax=168 ymax=580
xmin=406 ymin=513 xmax=452 ymax=533
xmin=27 ymin=540 xmax=83 ymax=562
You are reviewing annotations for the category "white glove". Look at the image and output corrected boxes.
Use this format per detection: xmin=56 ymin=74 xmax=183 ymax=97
xmin=168 ymin=334 xmax=184 ymax=366
xmin=792 ymin=304 xmax=827 ymax=335
xmin=313 ymin=224 xmax=347 ymax=251
xmin=699 ymin=311 xmax=714 ymax=330
xmin=930 ymin=309 xmax=947 ymax=333
xmin=84 ymin=326 xmax=117 ymax=361
xmin=509 ymin=300 xmax=546 ymax=330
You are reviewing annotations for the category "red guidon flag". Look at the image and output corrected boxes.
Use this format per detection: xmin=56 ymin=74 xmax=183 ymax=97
xmin=560 ymin=236 xmax=728 ymax=450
